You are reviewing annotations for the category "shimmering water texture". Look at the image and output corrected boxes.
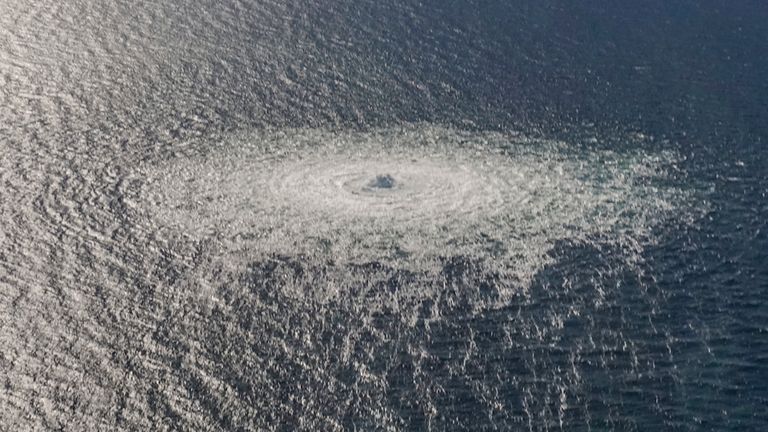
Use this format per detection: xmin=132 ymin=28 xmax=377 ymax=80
xmin=57 ymin=125 xmax=707 ymax=431
xmin=6 ymin=0 xmax=765 ymax=429
xmin=132 ymin=126 xmax=699 ymax=296
xmin=0 ymin=120 xmax=712 ymax=431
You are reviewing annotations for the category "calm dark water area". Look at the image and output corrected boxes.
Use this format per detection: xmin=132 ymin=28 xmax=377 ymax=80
xmin=1 ymin=1 xmax=767 ymax=430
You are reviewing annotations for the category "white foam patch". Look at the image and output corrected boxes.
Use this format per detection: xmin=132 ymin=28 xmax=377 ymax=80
xmin=130 ymin=125 xmax=699 ymax=288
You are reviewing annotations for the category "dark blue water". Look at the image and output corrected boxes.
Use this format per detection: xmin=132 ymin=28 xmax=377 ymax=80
xmin=1 ymin=1 xmax=766 ymax=430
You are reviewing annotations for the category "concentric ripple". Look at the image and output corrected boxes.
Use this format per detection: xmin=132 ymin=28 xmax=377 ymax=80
xmin=126 ymin=125 xmax=700 ymax=291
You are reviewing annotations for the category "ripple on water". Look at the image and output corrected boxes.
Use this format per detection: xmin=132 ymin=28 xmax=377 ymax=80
xmin=125 ymin=125 xmax=701 ymax=296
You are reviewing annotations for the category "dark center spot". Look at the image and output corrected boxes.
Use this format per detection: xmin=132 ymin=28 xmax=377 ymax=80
xmin=368 ymin=174 xmax=396 ymax=189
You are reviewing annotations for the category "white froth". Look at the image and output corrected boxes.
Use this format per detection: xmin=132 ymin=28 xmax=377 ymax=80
xmin=131 ymin=125 xmax=697 ymax=285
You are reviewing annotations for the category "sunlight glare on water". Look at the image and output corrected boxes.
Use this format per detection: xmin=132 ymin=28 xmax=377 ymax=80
xmin=128 ymin=125 xmax=701 ymax=298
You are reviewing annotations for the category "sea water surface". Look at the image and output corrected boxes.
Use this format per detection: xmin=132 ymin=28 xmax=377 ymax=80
xmin=1 ymin=1 xmax=767 ymax=430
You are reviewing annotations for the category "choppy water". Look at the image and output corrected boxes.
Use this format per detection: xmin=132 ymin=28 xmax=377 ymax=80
xmin=1 ymin=1 xmax=767 ymax=431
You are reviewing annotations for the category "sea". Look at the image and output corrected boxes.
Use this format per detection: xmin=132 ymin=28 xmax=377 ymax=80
xmin=1 ymin=1 xmax=767 ymax=430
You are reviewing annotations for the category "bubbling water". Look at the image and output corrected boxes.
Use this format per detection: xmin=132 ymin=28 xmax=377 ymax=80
xmin=129 ymin=125 xmax=698 ymax=296
xmin=113 ymin=125 xmax=706 ymax=428
xmin=366 ymin=174 xmax=397 ymax=190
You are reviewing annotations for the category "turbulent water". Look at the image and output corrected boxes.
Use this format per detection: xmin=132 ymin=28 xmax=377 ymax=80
xmin=132 ymin=127 xmax=699 ymax=292
xmin=2 ymin=1 xmax=767 ymax=431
